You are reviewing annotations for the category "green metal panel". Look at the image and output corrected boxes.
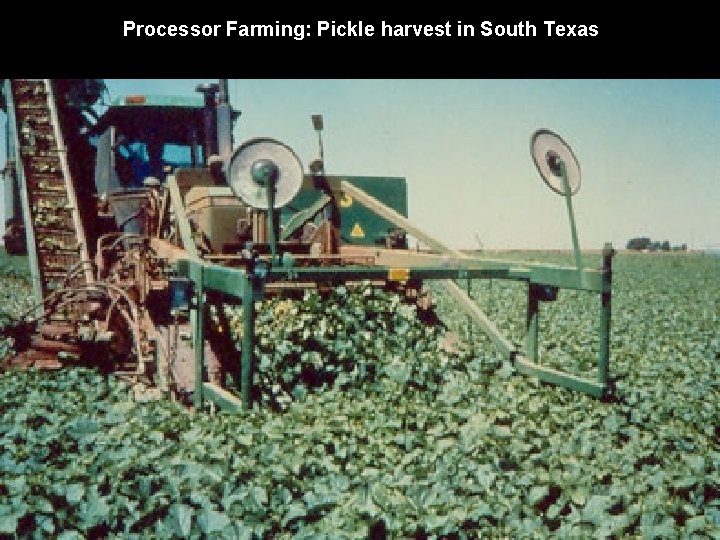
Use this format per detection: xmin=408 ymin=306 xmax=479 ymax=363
xmin=202 ymin=382 xmax=244 ymax=413
xmin=202 ymin=265 xmax=250 ymax=298
xmin=176 ymin=259 xmax=249 ymax=299
xmin=338 ymin=176 xmax=408 ymax=245
xmin=282 ymin=176 xmax=407 ymax=246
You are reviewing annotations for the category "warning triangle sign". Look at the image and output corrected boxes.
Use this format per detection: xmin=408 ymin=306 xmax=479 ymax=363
xmin=350 ymin=222 xmax=365 ymax=238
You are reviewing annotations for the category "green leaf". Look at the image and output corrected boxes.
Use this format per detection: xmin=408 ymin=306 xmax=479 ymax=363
xmin=236 ymin=433 xmax=253 ymax=446
xmin=475 ymin=465 xmax=497 ymax=490
xmin=425 ymin=513 xmax=449 ymax=531
xmin=166 ymin=503 xmax=194 ymax=537
xmin=65 ymin=483 xmax=85 ymax=504
xmin=0 ymin=514 xmax=18 ymax=534
xmin=528 ymin=485 xmax=548 ymax=506
xmin=69 ymin=416 xmax=100 ymax=438
xmin=198 ymin=506 xmax=230 ymax=534
xmin=36 ymin=514 xmax=55 ymax=534
xmin=642 ymin=517 xmax=676 ymax=537
xmin=57 ymin=531 xmax=83 ymax=540
xmin=251 ymin=486 xmax=268 ymax=508
xmin=281 ymin=502 xmax=307 ymax=527
xmin=6 ymin=475 xmax=27 ymax=497
xmin=706 ymin=508 xmax=720 ymax=526
xmin=683 ymin=454 xmax=705 ymax=473
xmin=570 ymin=486 xmax=590 ymax=506
xmin=31 ymin=496 xmax=54 ymax=513
xmin=582 ymin=495 xmax=610 ymax=525
xmin=78 ymin=492 xmax=110 ymax=529
xmin=497 ymin=362 xmax=514 ymax=378
xmin=685 ymin=515 xmax=706 ymax=534
xmin=603 ymin=414 xmax=624 ymax=432
xmin=674 ymin=476 xmax=699 ymax=489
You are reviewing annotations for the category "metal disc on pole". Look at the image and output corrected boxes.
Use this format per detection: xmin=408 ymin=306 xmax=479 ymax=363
xmin=227 ymin=138 xmax=303 ymax=209
xmin=530 ymin=129 xmax=581 ymax=196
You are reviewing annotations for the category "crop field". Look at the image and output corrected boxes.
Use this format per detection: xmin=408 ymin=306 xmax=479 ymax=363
xmin=1 ymin=250 xmax=719 ymax=538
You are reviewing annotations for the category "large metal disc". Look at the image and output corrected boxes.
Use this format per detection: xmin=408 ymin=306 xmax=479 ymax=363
xmin=530 ymin=129 xmax=581 ymax=196
xmin=228 ymin=138 xmax=303 ymax=209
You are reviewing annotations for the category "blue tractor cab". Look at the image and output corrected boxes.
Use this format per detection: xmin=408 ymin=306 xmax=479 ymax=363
xmin=89 ymin=95 xmax=213 ymax=234
xmin=91 ymin=95 xmax=208 ymax=193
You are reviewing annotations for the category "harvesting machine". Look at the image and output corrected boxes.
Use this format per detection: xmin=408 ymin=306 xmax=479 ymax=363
xmin=0 ymin=79 xmax=615 ymax=411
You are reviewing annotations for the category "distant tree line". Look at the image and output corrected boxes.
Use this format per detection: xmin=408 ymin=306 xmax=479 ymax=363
xmin=626 ymin=237 xmax=688 ymax=252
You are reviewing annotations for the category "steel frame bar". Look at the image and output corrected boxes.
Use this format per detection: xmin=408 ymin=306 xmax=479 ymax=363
xmin=167 ymin=175 xmax=200 ymax=261
xmin=560 ymin=162 xmax=584 ymax=272
xmin=202 ymin=382 xmax=244 ymax=413
xmin=280 ymin=193 xmax=332 ymax=241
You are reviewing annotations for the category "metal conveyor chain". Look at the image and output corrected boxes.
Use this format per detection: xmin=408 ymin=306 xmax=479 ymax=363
xmin=9 ymin=79 xmax=90 ymax=320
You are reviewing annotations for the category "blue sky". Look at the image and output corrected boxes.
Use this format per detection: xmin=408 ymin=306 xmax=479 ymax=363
xmin=2 ymin=79 xmax=718 ymax=250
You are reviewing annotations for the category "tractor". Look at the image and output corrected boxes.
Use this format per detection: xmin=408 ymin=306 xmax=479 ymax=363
xmin=1 ymin=78 xmax=615 ymax=411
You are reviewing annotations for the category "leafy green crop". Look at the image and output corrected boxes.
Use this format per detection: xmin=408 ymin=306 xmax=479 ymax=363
xmin=223 ymin=282 xmax=463 ymax=411
xmin=0 ymin=252 xmax=719 ymax=538
xmin=0 ymin=252 xmax=34 ymax=360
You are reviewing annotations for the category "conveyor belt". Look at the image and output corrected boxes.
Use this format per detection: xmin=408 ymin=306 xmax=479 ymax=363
xmin=6 ymin=79 xmax=93 ymax=318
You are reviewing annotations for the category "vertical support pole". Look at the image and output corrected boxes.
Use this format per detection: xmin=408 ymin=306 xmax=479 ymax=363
xmin=4 ymin=80 xmax=43 ymax=313
xmin=266 ymin=184 xmax=277 ymax=262
xmin=525 ymin=284 xmax=539 ymax=362
xmin=240 ymin=274 xmax=256 ymax=408
xmin=560 ymin=162 xmax=583 ymax=272
xmin=216 ymin=78 xmax=234 ymax=165
xmin=466 ymin=277 xmax=473 ymax=341
xmin=192 ymin=263 xmax=205 ymax=409
xmin=598 ymin=242 xmax=614 ymax=387
xmin=488 ymin=279 xmax=493 ymax=316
